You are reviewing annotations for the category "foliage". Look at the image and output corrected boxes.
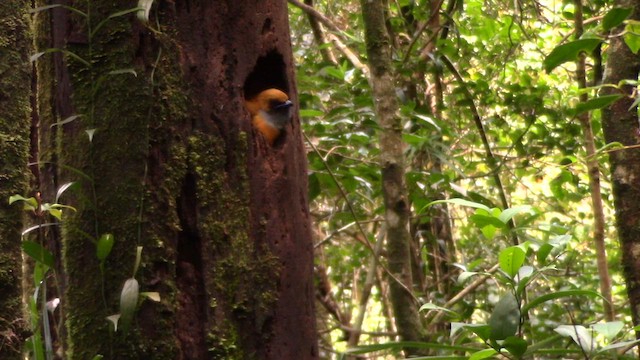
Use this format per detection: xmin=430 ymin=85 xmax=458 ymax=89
xmin=290 ymin=0 xmax=639 ymax=358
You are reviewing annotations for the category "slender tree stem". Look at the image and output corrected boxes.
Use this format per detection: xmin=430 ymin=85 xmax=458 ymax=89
xmin=574 ymin=0 xmax=614 ymax=322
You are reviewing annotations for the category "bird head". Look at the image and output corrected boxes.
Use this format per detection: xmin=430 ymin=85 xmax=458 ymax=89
xmin=248 ymin=88 xmax=293 ymax=129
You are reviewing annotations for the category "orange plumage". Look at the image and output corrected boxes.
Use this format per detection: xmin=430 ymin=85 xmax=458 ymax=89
xmin=245 ymin=88 xmax=293 ymax=145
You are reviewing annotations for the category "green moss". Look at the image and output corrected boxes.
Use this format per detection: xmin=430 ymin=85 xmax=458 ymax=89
xmin=0 ymin=1 xmax=32 ymax=358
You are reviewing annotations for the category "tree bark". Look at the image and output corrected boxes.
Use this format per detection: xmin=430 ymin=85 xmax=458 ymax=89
xmin=0 ymin=1 xmax=31 ymax=358
xmin=574 ymin=0 xmax=614 ymax=321
xmin=34 ymin=1 xmax=317 ymax=359
xmin=601 ymin=0 xmax=640 ymax=335
xmin=360 ymin=0 xmax=426 ymax=353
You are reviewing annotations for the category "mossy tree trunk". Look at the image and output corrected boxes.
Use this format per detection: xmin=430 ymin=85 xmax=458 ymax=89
xmin=360 ymin=0 xmax=426 ymax=355
xmin=601 ymin=0 xmax=640 ymax=338
xmin=34 ymin=1 xmax=317 ymax=359
xmin=0 ymin=0 xmax=31 ymax=358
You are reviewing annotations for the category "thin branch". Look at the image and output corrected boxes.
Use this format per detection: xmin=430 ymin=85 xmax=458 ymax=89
xmin=573 ymin=0 xmax=614 ymax=322
xmin=303 ymin=0 xmax=337 ymax=64
xmin=348 ymin=225 xmax=386 ymax=346
xmin=289 ymin=0 xmax=368 ymax=72
xmin=440 ymin=55 xmax=518 ymax=245
xmin=427 ymin=263 xmax=500 ymax=324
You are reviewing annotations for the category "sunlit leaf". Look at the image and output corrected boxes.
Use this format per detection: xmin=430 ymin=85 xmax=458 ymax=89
xmin=592 ymin=321 xmax=624 ymax=341
xmin=499 ymin=246 xmax=526 ymax=278
xmin=543 ymin=38 xmax=602 ymax=73
xmin=600 ymin=339 xmax=640 ymax=351
xmin=624 ymin=21 xmax=640 ymax=54
xmin=498 ymin=205 xmax=533 ymax=224
xmin=419 ymin=303 xmax=458 ymax=317
xmin=469 ymin=348 xmax=498 ymax=360
xmin=555 ymin=325 xmax=594 ymax=352
xmin=424 ymin=198 xmax=491 ymax=212
xmin=603 ymin=7 xmax=632 ymax=31
xmin=575 ymin=94 xmax=623 ymax=115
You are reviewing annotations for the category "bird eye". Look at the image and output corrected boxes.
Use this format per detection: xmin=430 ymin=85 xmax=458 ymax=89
xmin=269 ymin=100 xmax=280 ymax=108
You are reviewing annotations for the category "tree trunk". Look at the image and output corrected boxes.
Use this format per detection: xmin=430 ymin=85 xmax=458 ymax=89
xmin=601 ymin=0 xmax=640 ymax=336
xmin=360 ymin=0 xmax=426 ymax=353
xmin=573 ymin=0 xmax=614 ymax=321
xmin=0 ymin=1 xmax=31 ymax=358
xmin=34 ymin=1 xmax=317 ymax=359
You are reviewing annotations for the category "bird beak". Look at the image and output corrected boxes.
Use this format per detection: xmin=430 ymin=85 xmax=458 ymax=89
xmin=275 ymin=100 xmax=293 ymax=110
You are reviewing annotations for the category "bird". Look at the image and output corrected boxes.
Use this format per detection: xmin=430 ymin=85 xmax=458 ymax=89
xmin=245 ymin=88 xmax=293 ymax=145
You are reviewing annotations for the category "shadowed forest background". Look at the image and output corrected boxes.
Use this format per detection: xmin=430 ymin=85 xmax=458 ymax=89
xmin=3 ymin=0 xmax=640 ymax=359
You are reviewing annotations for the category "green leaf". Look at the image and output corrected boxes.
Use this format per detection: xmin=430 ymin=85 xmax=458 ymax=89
xmin=96 ymin=234 xmax=115 ymax=261
xmin=299 ymin=109 xmax=324 ymax=117
xmin=33 ymin=261 xmax=49 ymax=287
xmin=489 ymin=292 xmax=520 ymax=340
xmin=624 ymin=21 xmax=640 ymax=54
xmin=502 ymin=336 xmax=528 ymax=357
xmin=537 ymin=234 xmax=570 ymax=264
xmin=543 ymin=38 xmax=602 ymax=73
xmin=480 ymin=225 xmax=497 ymax=240
xmin=555 ymin=325 xmax=593 ymax=352
xmin=469 ymin=348 xmax=498 ymax=360
xmin=460 ymin=324 xmax=491 ymax=341
xmin=470 ymin=213 xmax=507 ymax=229
xmin=91 ymin=355 xmax=104 ymax=360
xmin=498 ymin=205 xmax=533 ymax=224
xmin=499 ymin=246 xmax=526 ymax=278
xmin=22 ymin=241 xmax=55 ymax=268
xmin=423 ymin=198 xmax=491 ymax=212
xmin=592 ymin=321 xmax=624 ymax=341
xmin=603 ymin=8 xmax=632 ymax=31
xmin=9 ymin=195 xmax=38 ymax=211
xmin=48 ymin=208 xmax=63 ymax=220
xmin=419 ymin=303 xmax=459 ymax=317
xmin=522 ymin=290 xmax=604 ymax=313
xmin=575 ymin=94 xmax=622 ymax=115
xmin=403 ymin=133 xmax=428 ymax=147
xmin=119 ymin=278 xmax=140 ymax=333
